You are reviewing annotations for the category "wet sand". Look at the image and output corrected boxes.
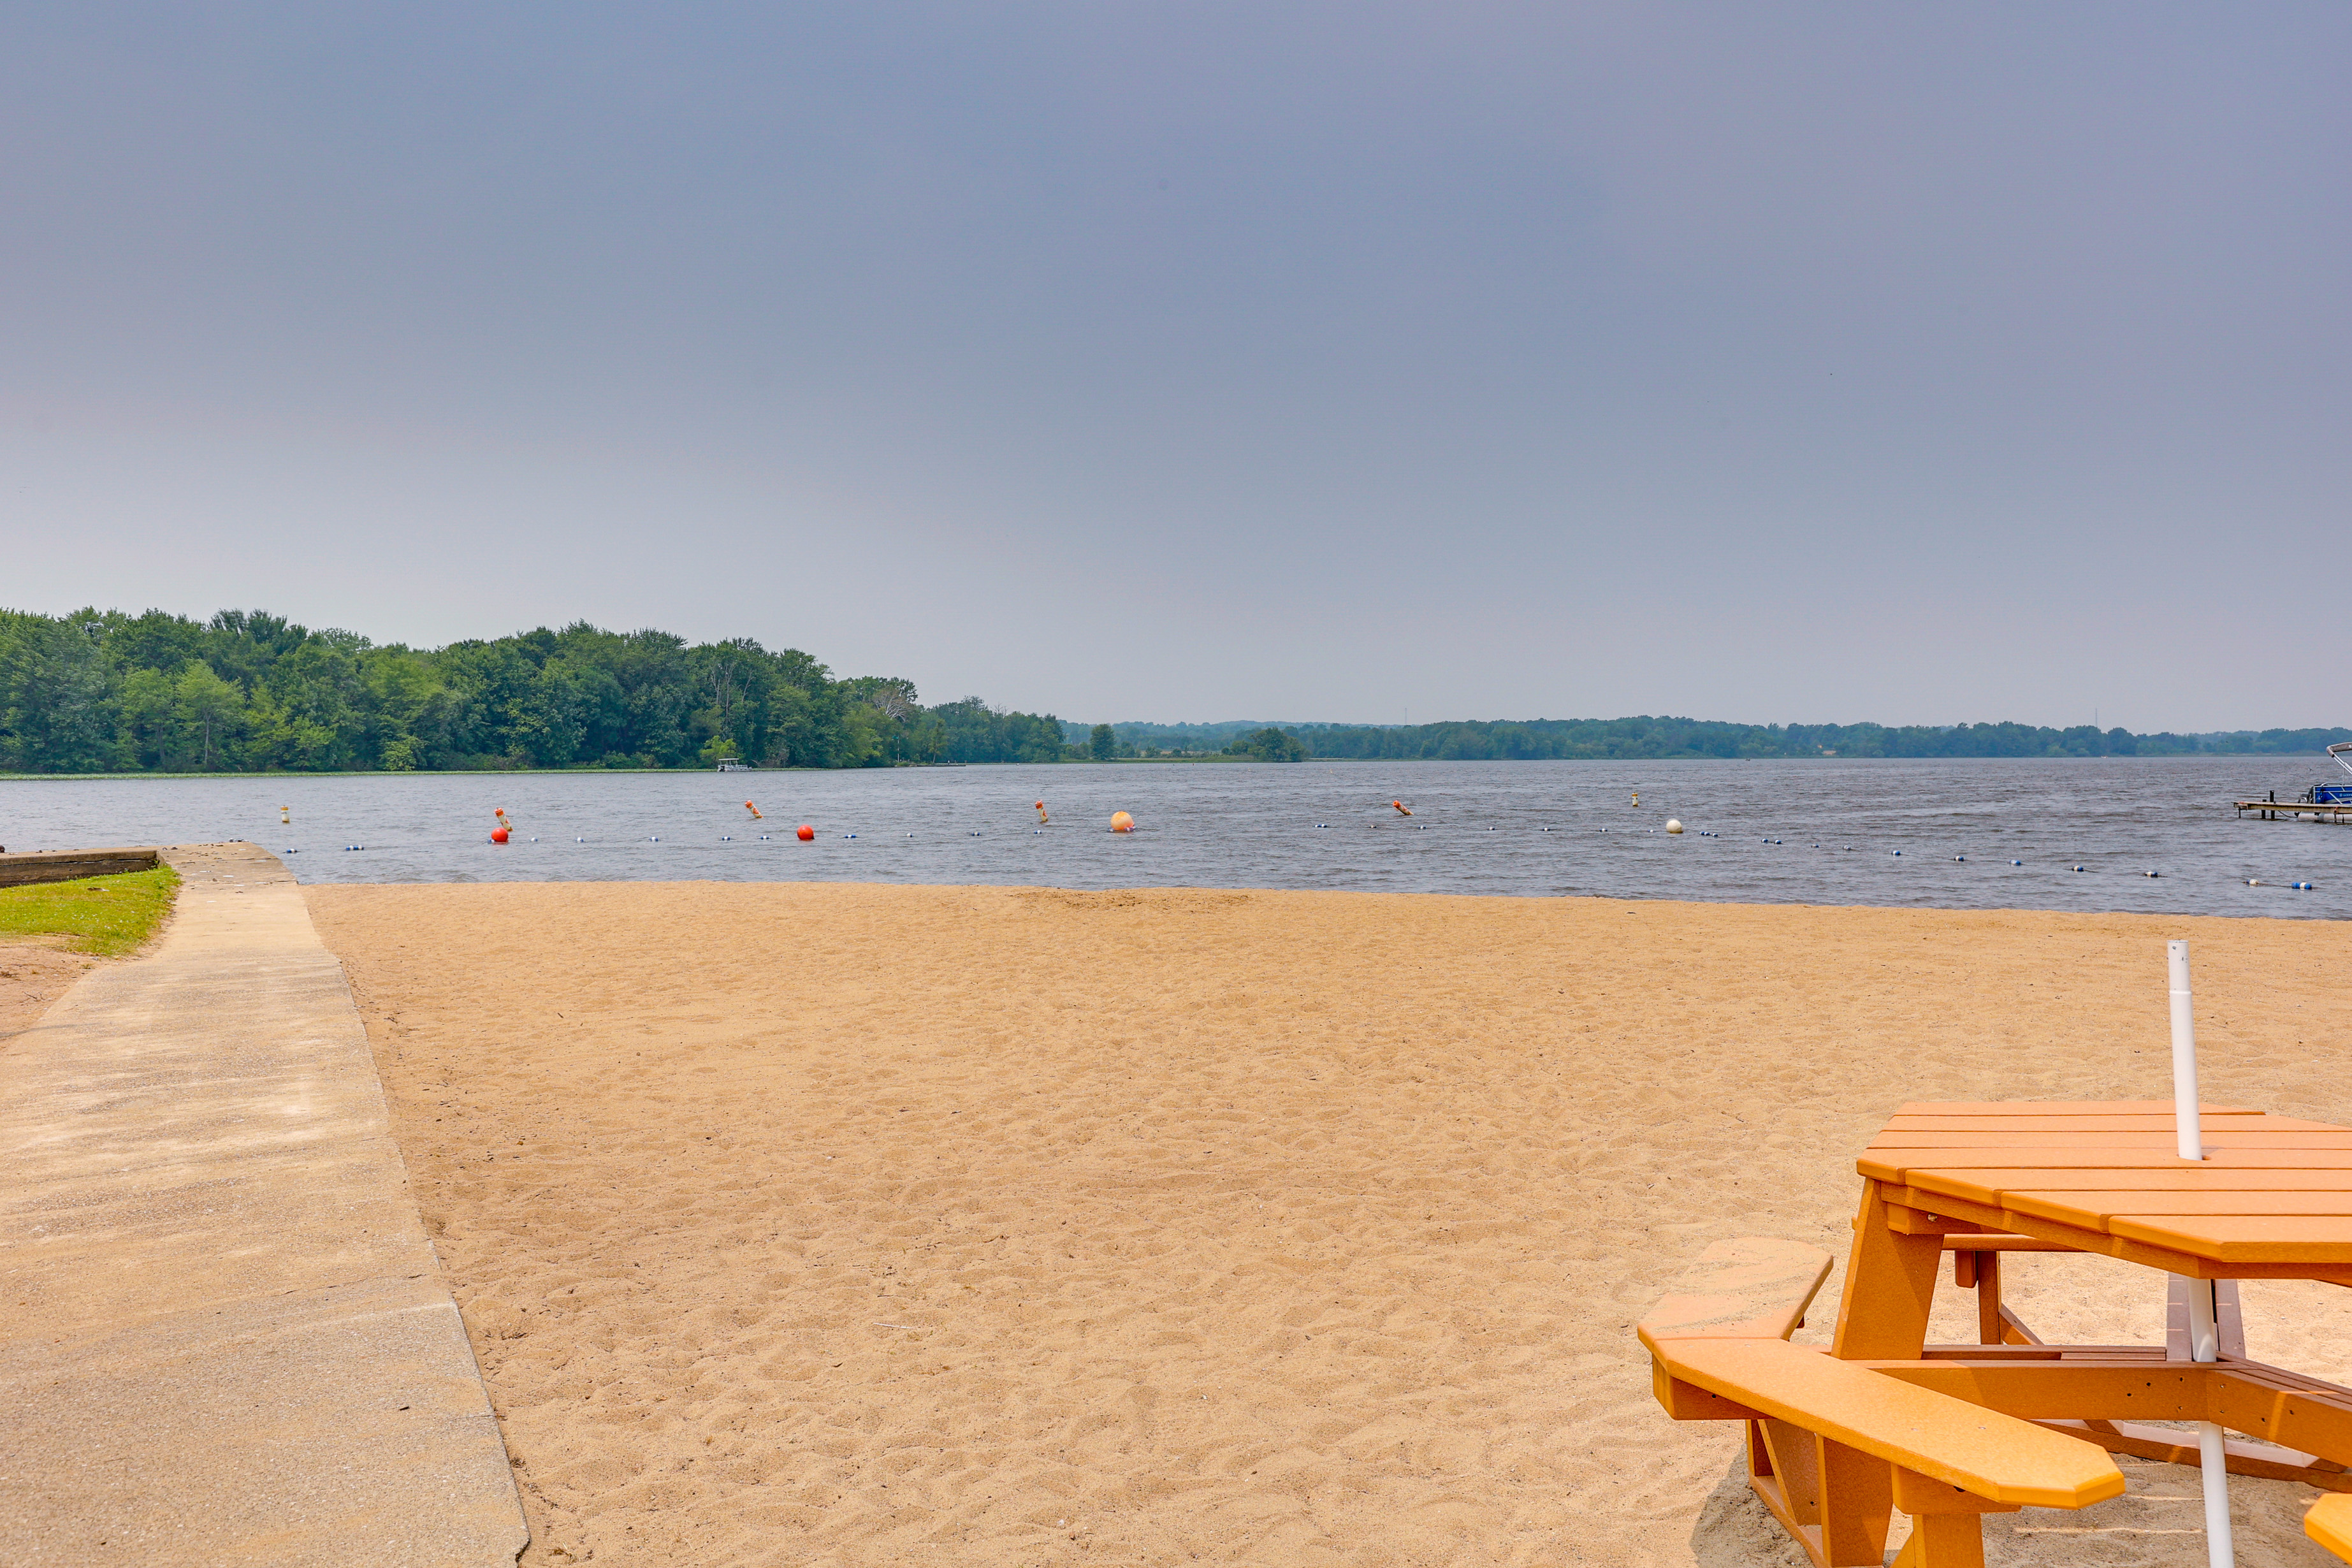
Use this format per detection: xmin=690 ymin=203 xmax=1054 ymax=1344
xmin=303 ymin=882 xmax=2352 ymax=1567
xmin=0 ymin=941 xmax=91 ymax=1046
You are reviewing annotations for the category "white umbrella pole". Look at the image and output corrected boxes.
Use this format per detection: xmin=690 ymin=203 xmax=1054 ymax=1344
xmin=2170 ymin=938 xmax=2235 ymax=1567
xmin=2171 ymin=940 xmax=2202 ymax=1159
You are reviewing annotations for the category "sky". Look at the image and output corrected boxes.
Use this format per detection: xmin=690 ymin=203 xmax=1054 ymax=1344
xmin=2 ymin=5 xmax=2346 ymax=732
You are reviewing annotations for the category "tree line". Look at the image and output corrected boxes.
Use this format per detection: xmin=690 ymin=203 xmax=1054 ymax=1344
xmin=4 ymin=605 xmax=2341 ymax=774
xmin=0 ymin=607 xmax=1069 ymax=773
xmin=1186 ymin=717 xmax=2352 ymax=762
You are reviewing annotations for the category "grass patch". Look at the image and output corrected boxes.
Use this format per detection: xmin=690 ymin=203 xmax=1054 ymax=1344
xmin=0 ymin=866 xmax=182 ymax=957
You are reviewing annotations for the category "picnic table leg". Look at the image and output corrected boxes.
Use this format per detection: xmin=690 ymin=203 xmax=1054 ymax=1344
xmin=1820 ymin=1439 xmax=1896 ymax=1565
xmin=1806 ymin=1182 xmax=1942 ymax=1562
xmin=1952 ymin=1249 xmax=2003 ymax=1345
xmin=1889 ymin=1466 xmax=2019 ymax=1568
xmin=1746 ymin=1423 xmax=1895 ymax=1567
xmin=1892 ymin=1513 xmax=1985 ymax=1568
xmin=1975 ymin=1252 xmax=2002 ymax=1345
xmin=1832 ymin=1180 xmax=1943 ymax=1360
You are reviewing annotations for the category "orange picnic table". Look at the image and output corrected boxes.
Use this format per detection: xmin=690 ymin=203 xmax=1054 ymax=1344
xmin=1643 ymin=1101 xmax=2352 ymax=1567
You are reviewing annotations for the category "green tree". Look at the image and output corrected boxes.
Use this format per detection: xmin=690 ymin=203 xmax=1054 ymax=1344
xmin=174 ymin=662 xmax=248 ymax=771
xmin=250 ymin=635 xmax=371 ymax=769
xmin=0 ymin=613 xmax=113 ymax=772
xmin=1089 ymin=723 xmax=1117 ymax=761
xmin=117 ymin=665 xmax=179 ymax=769
xmin=361 ymin=649 xmax=446 ymax=770
xmin=1226 ymin=726 xmax=1308 ymax=762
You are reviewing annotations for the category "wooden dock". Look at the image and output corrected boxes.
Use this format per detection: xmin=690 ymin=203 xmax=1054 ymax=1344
xmin=2235 ymin=797 xmax=2352 ymax=824
xmin=0 ymin=846 xmax=163 ymax=888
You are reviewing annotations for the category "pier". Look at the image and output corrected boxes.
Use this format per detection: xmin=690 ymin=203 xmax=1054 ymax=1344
xmin=2235 ymin=794 xmax=2352 ymax=824
xmin=2238 ymin=739 xmax=2352 ymax=822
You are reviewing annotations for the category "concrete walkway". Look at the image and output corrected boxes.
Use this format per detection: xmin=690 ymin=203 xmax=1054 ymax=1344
xmin=0 ymin=844 xmax=526 ymax=1565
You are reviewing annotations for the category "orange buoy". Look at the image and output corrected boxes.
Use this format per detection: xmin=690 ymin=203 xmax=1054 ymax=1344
xmin=744 ymin=801 xmax=763 ymax=819
xmin=1110 ymin=811 xmax=1134 ymax=833
xmin=490 ymin=827 xmax=509 ymax=844
xmin=797 ymin=824 xmax=816 ymax=841
xmin=1391 ymin=800 xmax=1413 ymax=817
xmin=1034 ymin=799 xmax=1049 ymax=824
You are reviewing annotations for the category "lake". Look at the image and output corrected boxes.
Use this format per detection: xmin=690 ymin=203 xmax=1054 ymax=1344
xmin=1 ymin=757 xmax=2345 ymax=918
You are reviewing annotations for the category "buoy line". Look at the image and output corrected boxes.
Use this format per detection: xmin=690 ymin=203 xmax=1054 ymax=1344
xmin=432 ymin=802 xmax=2325 ymax=896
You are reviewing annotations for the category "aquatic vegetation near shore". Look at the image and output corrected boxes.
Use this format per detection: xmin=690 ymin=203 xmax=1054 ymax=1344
xmin=0 ymin=866 xmax=180 ymax=957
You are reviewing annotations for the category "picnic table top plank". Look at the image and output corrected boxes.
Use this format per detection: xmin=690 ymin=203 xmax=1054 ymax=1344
xmin=2107 ymin=1215 xmax=2352 ymax=1264
xmin=1902 ymin=1168 xmax=2352 ymax=1200
xmin=1894 ymin=1101 xmax=2259 ymax=1117
xmin=1869 ymin=1129 xmax=2352 ymax=1150
xmin=1861 ymin=1149 xmax=2352 ymax=1183
xmin=2002 ymin=1189 xmax=2352 ymax=1223
xmin=1883 ymin=1114 xmax=2342 ymax=1134
xmin=1862 ymin=1103 xmax=2352 ymax=1272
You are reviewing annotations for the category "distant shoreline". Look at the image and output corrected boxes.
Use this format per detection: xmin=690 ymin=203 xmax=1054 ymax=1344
xmin=0 ymin=751 xmax=2338 ymax=783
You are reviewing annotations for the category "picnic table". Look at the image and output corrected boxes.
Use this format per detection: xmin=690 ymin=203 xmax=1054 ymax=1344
xmin=1642 ymin=1100 xmax=2352 ymax=1567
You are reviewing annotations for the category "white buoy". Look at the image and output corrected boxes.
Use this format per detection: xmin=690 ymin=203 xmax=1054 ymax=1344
xmin=1665 ymin=819 xmax=1683 ymax=834
xmin=2170 ymin=939 xmax=2235 ymax=1568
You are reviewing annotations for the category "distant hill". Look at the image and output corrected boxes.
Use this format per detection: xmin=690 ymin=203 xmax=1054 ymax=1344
xmin=1089 ymin=716 xmax=2352 ymax=761
xmin=1065 ymin=720 xmax=1307 ymax=749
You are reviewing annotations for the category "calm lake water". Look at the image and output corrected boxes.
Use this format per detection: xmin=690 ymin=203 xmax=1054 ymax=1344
xmin=1 ymin=757 xmax=2346 ymax=919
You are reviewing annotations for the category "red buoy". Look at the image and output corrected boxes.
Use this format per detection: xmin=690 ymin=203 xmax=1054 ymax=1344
xmin=797 ymin=824 xmax=816 ymax=841
xmin=490 ymin=827 xmax=510 ymax=844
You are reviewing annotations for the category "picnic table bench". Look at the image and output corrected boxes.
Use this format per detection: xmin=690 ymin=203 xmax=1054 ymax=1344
xmin=1640 ymin=1235 xmax=2123 ymax=1565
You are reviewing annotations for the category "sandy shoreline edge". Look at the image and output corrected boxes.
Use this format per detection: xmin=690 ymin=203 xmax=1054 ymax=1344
xmin=302 ymin=880 xmax=2352 ymax=1566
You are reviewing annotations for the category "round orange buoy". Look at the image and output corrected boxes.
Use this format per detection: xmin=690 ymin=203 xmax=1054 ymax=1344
xmin=490 ymin=827 xmax=509 ymax=844
xmin=1110 ymin=811 xmax=1134 ymax=832
xmin=797 ymin=824 xmax=816 ymax=841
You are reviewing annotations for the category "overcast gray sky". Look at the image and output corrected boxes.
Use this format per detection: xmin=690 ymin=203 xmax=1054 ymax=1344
xmin=3 ymin=4 xmax=2345 ymax=730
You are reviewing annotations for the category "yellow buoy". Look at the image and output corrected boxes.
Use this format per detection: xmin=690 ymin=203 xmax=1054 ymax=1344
xmin=1666 ymin=819 xmax=1684 ymax=834
xmin=1110 ymin=811 xmax=1134 ymax=833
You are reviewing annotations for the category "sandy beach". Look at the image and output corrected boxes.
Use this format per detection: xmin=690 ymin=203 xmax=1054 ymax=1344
xmin=296 ymin=882 xmax=2352 ymax=1567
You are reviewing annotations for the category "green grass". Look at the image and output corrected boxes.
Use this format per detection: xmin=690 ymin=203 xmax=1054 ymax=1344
xmin=0 ymin=866 xmax=182 ymax=957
